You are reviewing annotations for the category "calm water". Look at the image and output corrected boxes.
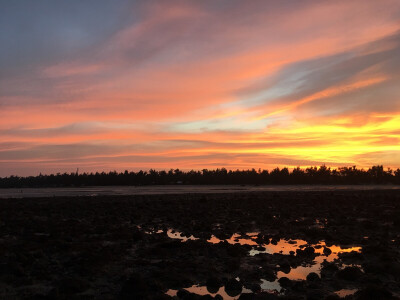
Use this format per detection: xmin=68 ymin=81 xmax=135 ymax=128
xmin=0 ymin=184 xmax=399 ymax=198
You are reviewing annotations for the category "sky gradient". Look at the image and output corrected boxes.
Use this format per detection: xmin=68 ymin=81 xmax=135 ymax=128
xmin=1 ymin=0 xmax=400 ymax=176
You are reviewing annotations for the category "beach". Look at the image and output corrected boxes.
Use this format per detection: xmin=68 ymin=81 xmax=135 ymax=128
xmin=1 ymin=189 xmax=399 ymax=299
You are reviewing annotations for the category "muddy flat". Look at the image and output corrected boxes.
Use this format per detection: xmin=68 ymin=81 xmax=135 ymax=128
xmin=1 ymin=184 xmax=400 ymax=198
xmin=1 ymin=190 xmax=399 ymax=299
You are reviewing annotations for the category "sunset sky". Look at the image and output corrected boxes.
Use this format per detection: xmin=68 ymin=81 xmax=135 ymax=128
xmin=1 ymin=0 xmax=400 ymax=176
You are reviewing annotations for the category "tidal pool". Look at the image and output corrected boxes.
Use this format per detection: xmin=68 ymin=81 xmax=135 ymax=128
xmin=166 ymin=229 xmax=198 ymax=242
xmin=260 ymin=279 xmax=281 ymax=293
xmin=150 ymin=229 xmax=363 ymax=298
xmin=335 ymin=288 xmax=358 ymax=297
xmin=166 ymin=281 xmax=252 ymax=300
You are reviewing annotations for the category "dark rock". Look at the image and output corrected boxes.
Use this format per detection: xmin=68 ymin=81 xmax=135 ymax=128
xmin=354 ymin=285 xmax=394 ymax=299
xmin=254 ymin=292 xmax=279 ymax=299
xmin=278 ymin=277 xmax=291 ymax=288
xmin=227 ymin=244 xmax=246 ymax=257
xmin=307 ymin=289 xmax=326 ymax=300
xmin=306 ymin=272 xmax=320 ymax=282
xmin=227 ymin=258 xmax=241 ymax=271
xmin=297 ymin=246 xmax=315 ymax=257
xmin=339 ymin=251 xmax=364 ymax=264
xmin=262 ymin=268 xmax=276 ymax=282
xmin=132 ymin=228 xmax=144 ymax=241
xmin=206 ymin=277 xmax=222 ymax=294
xmin=119 ymin=275 xmax=160 ymax=299
xmin=238 ymin=293 xmax=255 ymax=300
xmin=270 ymin=238 xmax=278 ymax=245
xmin=199 ymin=295 xmax=214 ymax=300
xmin=57 ymin=277 xmax=89 ymax=295
xmin=336 ymin=266 xmax=363 ymax=281
xmin=151 ymin=294 xmax=172 ymax=300
xmin=225 ymin=278 xmax=243 ymax=297
xmin=279 ymin=260 xmax=291 ymax=274
xmin=247 ymin=283 xmax=261 ymax=293
xmin=177 ymin=289 xmax=190 ymax=298
xmin=324 ymin=295 xmax=340 ymax=300
xmin=46 ymin=288 xmax=59 ymax=299
xmin=28 ymin=294 xmax=50 ymax=300
xmin=291 ymin=280 xmax=305 ymax=292
xmin=323 ymin=247 xmax=332 ymax=256
xmin=181 ymin=292 xmax=201 ymax=300
xmin=321 ymin=263 xmax=339 ymax=278
xmin=1 ymin=262 xmax=24 ymax=277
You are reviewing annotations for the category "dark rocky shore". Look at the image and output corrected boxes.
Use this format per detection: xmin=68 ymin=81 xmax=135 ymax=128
xmin=1 ymin=190 xmax=400 ymax=299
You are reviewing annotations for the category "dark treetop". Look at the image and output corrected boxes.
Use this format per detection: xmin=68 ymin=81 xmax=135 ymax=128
xmin=1 ymin=165 xmax=399 ymax=188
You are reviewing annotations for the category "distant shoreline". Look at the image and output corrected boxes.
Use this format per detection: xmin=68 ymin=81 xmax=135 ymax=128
xmin=2 ymin=166 xmax=399 ymax=188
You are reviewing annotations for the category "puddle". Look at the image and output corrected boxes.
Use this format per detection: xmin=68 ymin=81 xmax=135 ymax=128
xmin=140 ymin=227 xmax=361 ymax=261
xmin=260 ymin=279 xmax=282 ymax=293
xmin=208 ymin=233 xmax=361 ymax=258
xmin=277 ymin=255 xmax=325 ymax=281
xmin=166 ymin=279 xmax=282 ymax=299
xmin=155 ymin=229 xmax=362 ymax=281
xmin=275 ymin=241 xmax=362 ymax=281
xmin=208 ymin=232 xmax=259 ymax=246
xmin=166 ymin=283 xmax=252 ymax=299
xmin=249 ymin=239 xmax=307 ymax=256
xmin=166 ymin=229 xmax=198 ymax=242
xmin=139 ymin=227 xmax=199 ymax=242
xmin=151 ymin=228 xmax=362 ymax=297
xmin=207 ymin=233 xmax=362 ymax=282
xmin=335 ymin=288 xmax=358 ymax=297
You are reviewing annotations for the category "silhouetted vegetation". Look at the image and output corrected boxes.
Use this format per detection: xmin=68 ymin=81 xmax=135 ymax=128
xmin=1 ymin=165 xmax=399 ymax=188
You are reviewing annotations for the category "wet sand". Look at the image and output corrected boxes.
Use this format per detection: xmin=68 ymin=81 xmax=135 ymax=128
xmin=2 ymin=184 xmax=400 ymax=198
xmin=1 ymin=190 xmax=399 ymax=299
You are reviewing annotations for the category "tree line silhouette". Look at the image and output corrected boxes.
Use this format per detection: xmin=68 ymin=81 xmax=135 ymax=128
xmin=1 ymin=165 xmax=399 ymax=188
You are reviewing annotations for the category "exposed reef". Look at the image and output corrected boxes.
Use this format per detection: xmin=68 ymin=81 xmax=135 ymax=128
xmin=0 ymin=190 xmax=399 ymax=299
